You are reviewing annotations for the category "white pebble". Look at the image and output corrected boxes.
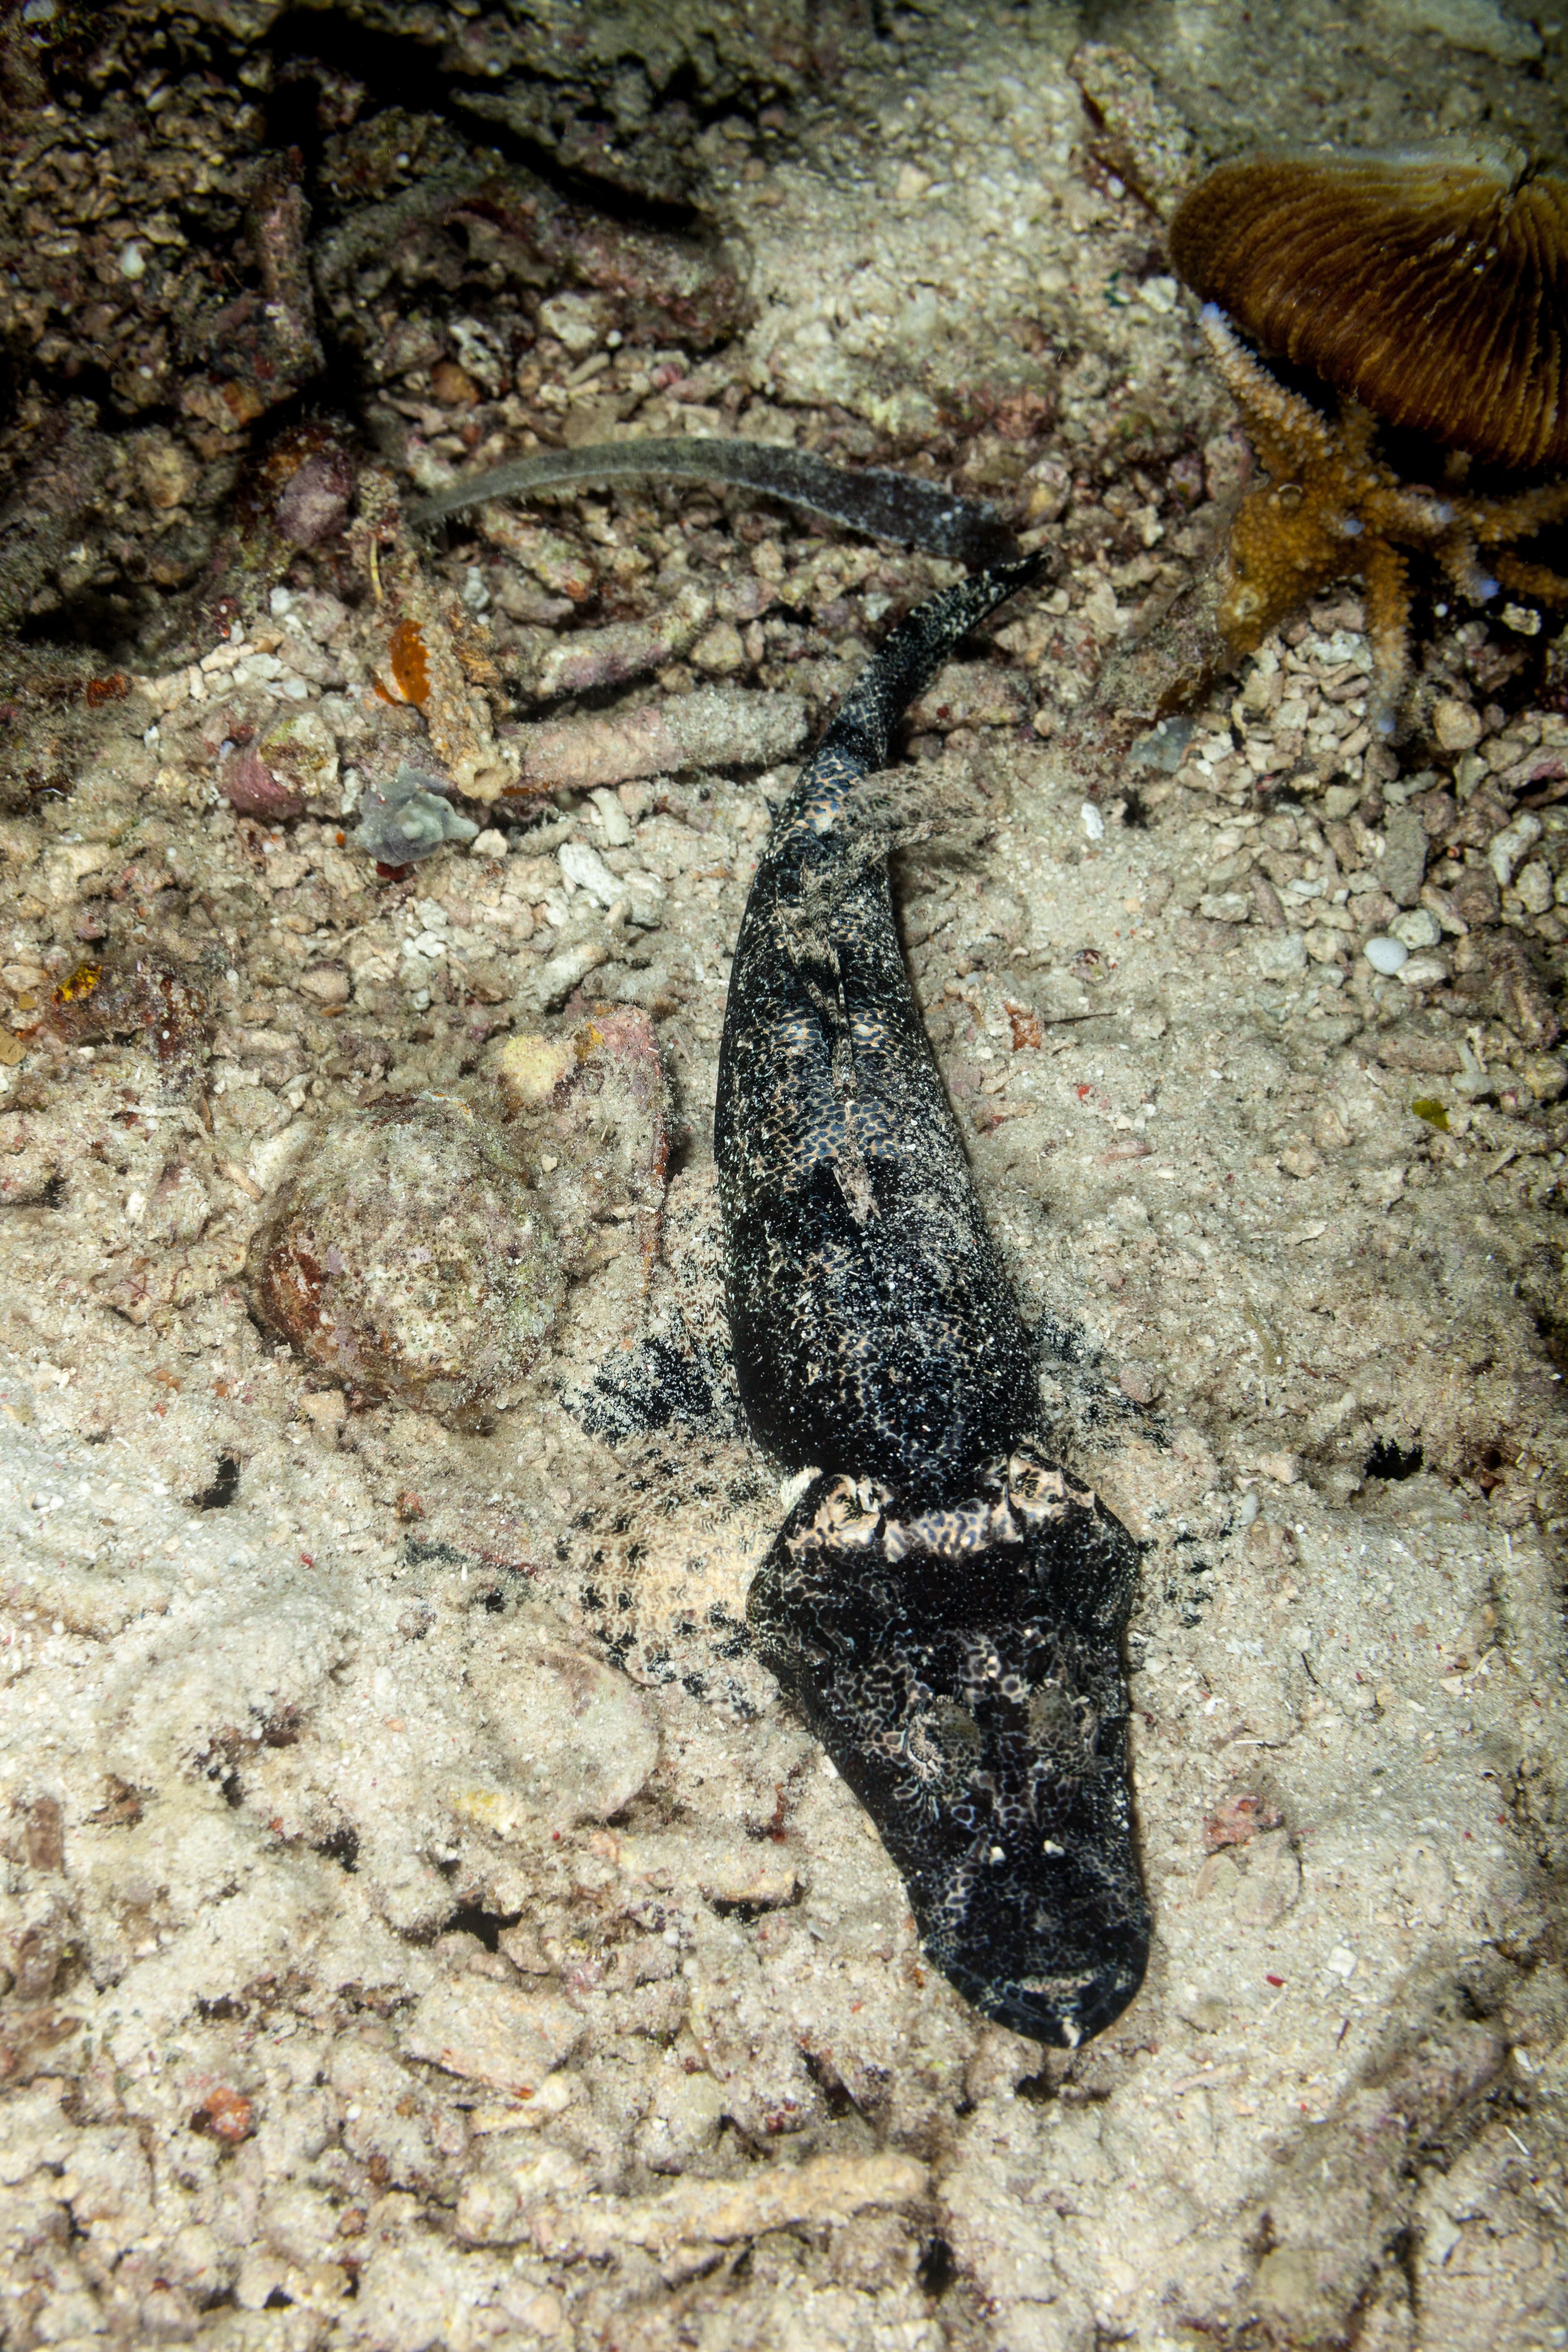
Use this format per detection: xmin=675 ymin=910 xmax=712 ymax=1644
xmin=1080 ymin=801 xmax=1106 ymax=841
xmin=1363 ymin=935 xmax=1408 ymax=975
xmin=470 ymin=828 xmax=508 ymax=859
xmin=118 ymin=241 xmax=146 ymax=279
xmin=1515 ymin=859 xmax=1555 ymax=915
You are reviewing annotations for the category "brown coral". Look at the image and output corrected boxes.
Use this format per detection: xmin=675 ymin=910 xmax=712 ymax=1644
xmin=1168 ymin=149 xmax=1568 ymax=731
xmin=1169 ymin=148 xmax=1568 ymax=472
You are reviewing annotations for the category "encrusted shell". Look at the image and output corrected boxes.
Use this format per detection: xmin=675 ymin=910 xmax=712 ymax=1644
xmin=245 ymin=1095 xmax=563 ymax=1420
xmin=1169 ymin=150 xmax=1568 ymax=470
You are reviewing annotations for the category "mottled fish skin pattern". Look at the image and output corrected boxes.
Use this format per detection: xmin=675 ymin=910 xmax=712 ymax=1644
xmin=715 ymin=561 xmax=1150 ymax=2047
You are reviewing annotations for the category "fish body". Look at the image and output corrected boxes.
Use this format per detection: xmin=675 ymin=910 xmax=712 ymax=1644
xmin=715 ymin=561 xmax=1149 ymax=2046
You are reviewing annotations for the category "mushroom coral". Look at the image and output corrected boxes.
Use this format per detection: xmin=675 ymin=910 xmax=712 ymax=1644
xmin=1168 ymin=146 xmax=1568 ymax=730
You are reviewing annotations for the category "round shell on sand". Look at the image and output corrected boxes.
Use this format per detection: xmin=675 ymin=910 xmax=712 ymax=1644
xmin=1169 ymin=149 xmax=1568 ymax=470
xmin=245 ymin=1094 xmax=564 ymax=1420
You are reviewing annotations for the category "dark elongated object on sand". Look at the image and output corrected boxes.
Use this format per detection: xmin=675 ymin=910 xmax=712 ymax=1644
xmin=715 ymin=559 xmax=1149 ymax=2046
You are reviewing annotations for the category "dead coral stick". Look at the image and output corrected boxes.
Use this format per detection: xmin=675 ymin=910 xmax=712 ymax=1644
xmin=407 ymin=438 xmax=1020 ymax=565
xmin=528 ymin=2151 xmax=929 ymax=2265
xmin=509 ymin=684 xmax=807 ymax=794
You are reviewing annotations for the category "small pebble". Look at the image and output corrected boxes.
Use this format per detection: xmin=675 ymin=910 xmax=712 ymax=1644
xmin=1431 ymin=696 xmax=1481 ymax=752
xmin=1363 ymin=935 xmax=1408 ymax=975
xmin=1514 ymin=859 xmax=1555 ymax=915
xmin=1389 ymin=908 xmax=1440 ymax=951
xmin=118 ymin=241 xmax=145 ymax=279
xmin=1081 ymin=801 xmax=1106 ymax=841
xmin=537 ymin=291 xmax=603 ymax=354
xmin=589 ymin=787 xmax=634 ymax=847
xmin=1488 ymin=812 xmax=1543 ymax=889
xmin=431 ymin=359 xmax=480 ymax=407
xmin=1398 ymin=951 xmax=1449 ymax=989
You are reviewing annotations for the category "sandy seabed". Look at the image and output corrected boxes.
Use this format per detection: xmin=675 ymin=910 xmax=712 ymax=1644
xmin=2 ymin=2 xmax=1566 ymax=2346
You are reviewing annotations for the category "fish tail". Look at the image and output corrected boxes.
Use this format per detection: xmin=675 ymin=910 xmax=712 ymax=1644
xmin=819 ymin=552 xmax=1050 ymax=772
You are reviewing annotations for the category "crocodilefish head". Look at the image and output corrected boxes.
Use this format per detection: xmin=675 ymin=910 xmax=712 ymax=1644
xmin=748 ymin=1445 xmax=1150 ymax=2047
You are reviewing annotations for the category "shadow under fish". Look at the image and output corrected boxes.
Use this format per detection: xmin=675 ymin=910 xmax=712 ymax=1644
xmin=715 ymin=556 xmax=1149 ymax=2047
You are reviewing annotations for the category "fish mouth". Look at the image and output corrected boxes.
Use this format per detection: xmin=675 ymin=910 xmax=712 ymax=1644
xmin=917 ymin=1826 xmax=1153 ymax=2048
xmin=944 ymin=1940 xmax=1151 ymax=2050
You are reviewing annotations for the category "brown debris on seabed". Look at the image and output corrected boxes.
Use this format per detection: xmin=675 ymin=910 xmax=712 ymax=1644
xmin=2 ymin=4 xmax=1568 ymax=2349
